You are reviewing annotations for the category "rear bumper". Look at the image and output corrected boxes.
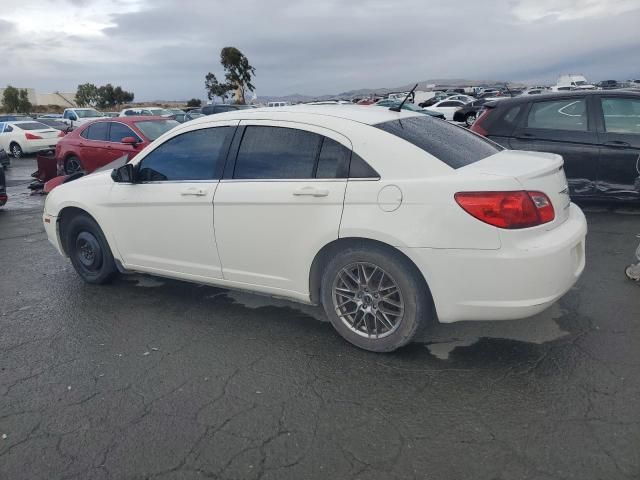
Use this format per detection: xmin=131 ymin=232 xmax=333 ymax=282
xmin=23 ymin=139 xmax=59 ymax=154
xmin=401 ymin=203 xmax=587 ymax=323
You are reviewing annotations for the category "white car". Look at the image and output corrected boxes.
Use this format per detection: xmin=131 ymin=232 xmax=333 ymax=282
xmin=0 ymin=120 xmax=63 ymax=158
xmin=43 ymin=105 xmax=587 ymax=352
xmin=427 ymin=99 xmax=467 ymax=120
xmin=445 ymin=94 xmax=475 ymax=103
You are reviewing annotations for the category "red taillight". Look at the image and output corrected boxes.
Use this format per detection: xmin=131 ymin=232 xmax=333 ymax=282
xmin=25 ymin=132 xmax=42 ymax=140
xmin=470 ymin=109 xmax=490 ymax=136
xmin=454 ymin=191 xmax=555 ymax=229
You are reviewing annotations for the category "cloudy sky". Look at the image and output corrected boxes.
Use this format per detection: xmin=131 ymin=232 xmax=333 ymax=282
xmin=1 ymin=0 xmax=639 ymax=100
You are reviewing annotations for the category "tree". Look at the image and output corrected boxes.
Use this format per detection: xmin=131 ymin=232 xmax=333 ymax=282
xmin=75 ymin=83 xmax=99 ymax=107
xmin=186 ymin=98 xmax=202 ymax=107
xmin=94 ymin=83 xmax=134 ymax=109
xmin=17 ymin=89 xmax=32 ymax=113
xmin=205 ymin=47 xmax=256 ymax=104
xmin=205 ymin=72 xmax=232 ymax=103
xmin=2 ymin=86 xmax=20 ymax=112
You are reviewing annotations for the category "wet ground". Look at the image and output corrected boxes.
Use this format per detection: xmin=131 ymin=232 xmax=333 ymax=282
xmin=1 ymin=156 xmax=639 ymax=479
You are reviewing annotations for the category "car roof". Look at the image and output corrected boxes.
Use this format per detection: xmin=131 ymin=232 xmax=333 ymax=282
xmin=489 ymin=89 xmax=640 ymax=106
xmin=5 ymin=120 xmax=47 ymax=125
xmin=84 ymin=116 xmax=169 ymax=125
xmin=187 ymin=104 xmax=421 ymax=127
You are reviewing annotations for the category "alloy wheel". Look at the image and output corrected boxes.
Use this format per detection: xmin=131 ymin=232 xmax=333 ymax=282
xmin=332 ymin=262 xmax=404 ymax=338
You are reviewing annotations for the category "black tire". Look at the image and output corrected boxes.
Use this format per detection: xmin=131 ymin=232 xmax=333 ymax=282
xmin=320 ymin=244 xmax=433 ymax=352
xmin=64 ymin=156 xmax=83 ymax=174
xmin=64 ymin=214 xmax=118 ymax=284
xmin=465 ymin=112 xmax=477 ymax=127
xmin=9 ymin=143 xmax=23 ymax=158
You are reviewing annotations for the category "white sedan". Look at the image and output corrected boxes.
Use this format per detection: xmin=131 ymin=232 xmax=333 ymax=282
xmin=427 ymin=99 xmax=467 ymax=120
xmin=0 ymin=121 xmax=63 ymax=158
xmin=445 ymin=94 xmax=476 ymax=103
xmin=43 ymin=105 xmax=587 ymax=352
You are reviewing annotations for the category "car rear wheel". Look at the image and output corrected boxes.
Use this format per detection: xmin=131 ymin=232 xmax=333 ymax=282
xmin=9 ymin=143 xmax=23 ymax=158
xmin=64 ymin=156 xmax=83 ymax=174
xmin=320 ymin=245 xmax=432 ymax=352
xmin=465 ymin=112 xmax=477 ymax=127
xmin=64 ymin=214 xmax=118 ymax=284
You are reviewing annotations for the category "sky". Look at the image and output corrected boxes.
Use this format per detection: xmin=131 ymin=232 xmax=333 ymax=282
xmin=1 ymin=0 xmax=639 ymax=101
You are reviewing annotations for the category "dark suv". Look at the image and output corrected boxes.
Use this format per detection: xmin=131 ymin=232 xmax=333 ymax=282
xmin=471 ymin=91 xmax=640 ymax=202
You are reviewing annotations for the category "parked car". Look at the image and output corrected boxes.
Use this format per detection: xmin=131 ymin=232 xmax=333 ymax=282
xmin=201 ymin=104 xmax=253 ymax=115
xmin=0 ymin=121 xmax=63 ymax=158
xmin=186 ymin=111 xmax=205 ymax=120
xmin=597 ymin=80 xmax=619 ymax=90
xmin=103 ymin=112 xmax=120 ymax=118
xmin=471 ymin=91 xmax=640 ymax=202
xmin=444 ymin=94 xmax=475 ymax=104
xmin=61 ymin=108 xmax=104 ymax=127
xmin=119 ymin=107 xmax=174 ymax=117
xmin=43 ymin=105 xmax=586 ymax=352
xmin=427 ymin=99 xmax=467 ymax=120
xmin=0 ymin=162 xmax=6 ymax=206
xmin=0 ymin=115 xmax=32 ymax=122
xmin=418 ymin=92 xmax=448 ymax=108
xmin=556 ymin=74 xmax=597 ymax=91
xmin=55 ymin=116 xmax=179 ymax=174
xmin=0 ymin=146 xmax=9 ymax=169
xmin=373 ymin=99 xmax=445 ymax=119
xmin=452 ymin=98 xmax=504 ymax=126
xmin=36 ymin=118 xmax=73 ymax=132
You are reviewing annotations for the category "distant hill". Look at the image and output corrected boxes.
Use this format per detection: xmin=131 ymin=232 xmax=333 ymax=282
xmin=258 ymin=78 xmax=525 ymax=103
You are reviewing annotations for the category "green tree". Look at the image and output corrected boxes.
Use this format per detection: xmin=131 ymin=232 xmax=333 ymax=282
xmin=2 ymin=86 xmax=20 ymax=112
xmin=95 ymin=84 xmax=134 ymax=109
xmin=75 ymin=83 xmax=99 ymax=107
xmin=186 ymin=98 xmax=201 ymax=107
xmin=17 ymin=89 xmax=32 ymax=113
xmin=204 ymin=72 xmax=232 ymax=103
xmin=205 ymin=47 xmax=256 ymax=104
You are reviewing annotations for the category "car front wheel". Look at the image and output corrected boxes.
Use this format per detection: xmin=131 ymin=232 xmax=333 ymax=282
xmin=64 ymin=214 xmax=118 ymax=284
xmin=320 ymin=244 xmax=432 ymax=352
xmin=64 ymin=156 xmax=83 ymax=174
xmin=465 ymin=112 xmax=477 ymax=127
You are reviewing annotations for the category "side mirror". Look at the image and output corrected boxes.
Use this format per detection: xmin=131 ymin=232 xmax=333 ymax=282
xmin=111 ymin=163 xmax=135 ymax=183
xmin=121 ymin=136 xmax=139 ymax=146
xmin=69 ymin=114 xmax=78 ymax=121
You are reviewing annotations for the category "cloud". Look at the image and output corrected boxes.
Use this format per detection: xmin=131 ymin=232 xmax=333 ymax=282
xmin=0 ymin=0 xmax=639 ymax=100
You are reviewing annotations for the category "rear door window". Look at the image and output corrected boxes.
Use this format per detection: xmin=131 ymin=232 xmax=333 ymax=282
xmin=601 ymin=97 xmax=640 ymax=134
xmin=374 ymin=116 xmax=500 ymax=169
xmin=527 ymin=99 xmax=588 ymax=131
xmin=233 ymin=126 xmax=322 ymax=179
xmin=83 ymin=122 xmax=109 ymax=141
xmin=109 ymin=122 xmax=141 ymax=143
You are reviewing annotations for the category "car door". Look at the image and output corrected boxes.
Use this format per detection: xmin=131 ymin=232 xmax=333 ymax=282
xmin=78 ymin=122 xmax=111 ymax=171
xmin=594 ymin=96 xmax=640 ymax=200
xmin=107 ymin=121 xmax=143 ymax=161
xmin=106 ymin=121 xmax=237 ymax=279
xmin=213 ymin=121 xmax=350 ymax=294
xmin=509 ymin=96 xmax=599 ymax=197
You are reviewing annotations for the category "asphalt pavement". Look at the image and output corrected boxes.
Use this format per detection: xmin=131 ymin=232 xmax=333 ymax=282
xmin=1 ymin=156 xmax=639 ymax=479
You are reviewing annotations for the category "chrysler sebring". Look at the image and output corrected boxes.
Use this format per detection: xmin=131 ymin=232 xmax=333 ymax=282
xmin=43 ymin=105 xmax=587 ymax=352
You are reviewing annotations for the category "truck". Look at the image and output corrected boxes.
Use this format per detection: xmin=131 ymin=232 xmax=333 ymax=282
xmin=553 ymin=74 xmax=598 ymax=91
xmin=61 ymin=108 xmax=104 ymax=127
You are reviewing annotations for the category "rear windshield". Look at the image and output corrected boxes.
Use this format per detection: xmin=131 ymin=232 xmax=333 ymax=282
xmin=15 ymin=122 xmax=51 ymax=130
xmin=374 ymin=115 xmax=501 ymax=169
xmin=133 ymin=120 xmax=179 ymax=140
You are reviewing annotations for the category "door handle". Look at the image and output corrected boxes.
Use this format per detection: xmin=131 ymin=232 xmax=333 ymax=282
xmin=603 ymin=140 xmax=631 ymax=148
xmin=180 ymin=187 xmax=207 ymax=196
xmin=292 ymin=186 xmax=329 ymax=197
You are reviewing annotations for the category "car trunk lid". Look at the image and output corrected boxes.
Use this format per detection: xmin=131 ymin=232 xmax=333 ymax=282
xmin=457 ymin=149 xmax=571 ymax=227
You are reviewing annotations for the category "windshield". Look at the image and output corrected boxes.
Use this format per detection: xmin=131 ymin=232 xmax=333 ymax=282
xmin=15 ymin=122 xmax=51 ymax=130
xmin=374 ymin=116 xmax=500 ymax=169
xmin=574 ymin=81 xmax=587 ymax=86
xmin=134 ymin=120 xmax=179 ymax=140
xmin=76 ymin=109 xmax=103 ymax=118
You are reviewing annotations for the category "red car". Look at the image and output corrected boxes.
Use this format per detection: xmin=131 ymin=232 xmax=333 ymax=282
xmin=55 ymin=116 xmax=179 ymax=174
